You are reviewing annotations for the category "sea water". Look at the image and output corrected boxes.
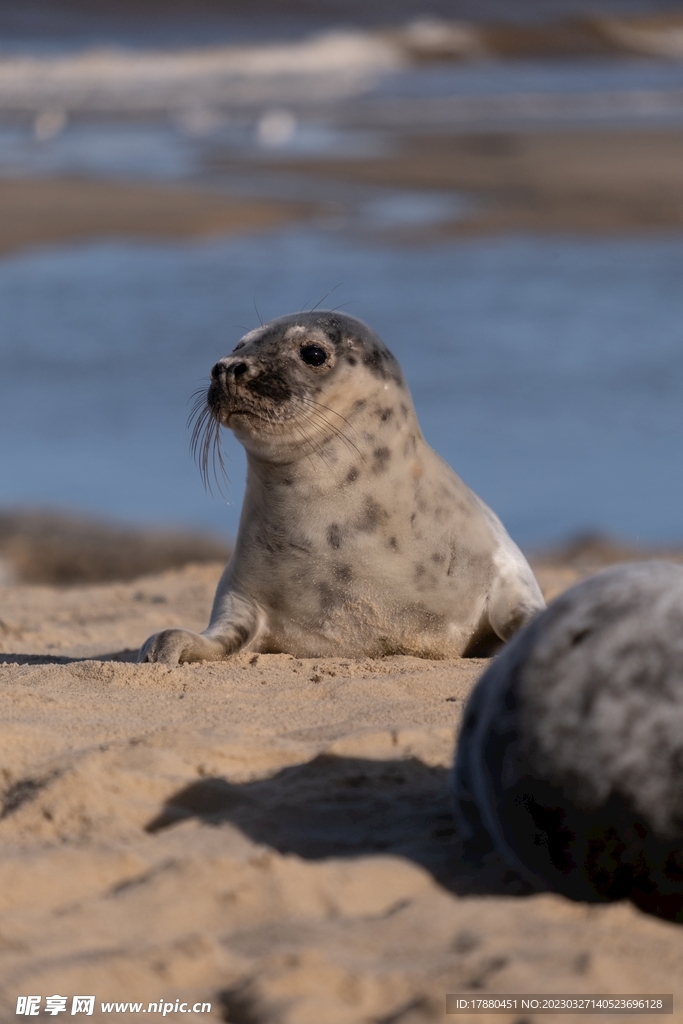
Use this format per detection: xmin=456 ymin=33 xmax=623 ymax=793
xmin=1 ymin=227 xmax=682 ymax=548
xmin=1 ymin=17 xmax=682 ymax=549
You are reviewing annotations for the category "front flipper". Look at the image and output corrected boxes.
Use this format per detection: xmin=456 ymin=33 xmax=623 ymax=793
xmin=138 ymin=629 xmax=227 ymax=665
xmin=137 ymin=591 xmax=261 ymax=665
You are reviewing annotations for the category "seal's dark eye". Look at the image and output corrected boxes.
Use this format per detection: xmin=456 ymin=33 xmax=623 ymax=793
xmin=300 ymin=344 xmax=328 ymax=367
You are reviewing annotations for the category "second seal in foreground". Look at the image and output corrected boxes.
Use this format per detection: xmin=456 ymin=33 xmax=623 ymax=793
xmin=138 ymin=311 xmax=544 ymax=664
xmin=453 ymin=560 xmax=683 ymax=921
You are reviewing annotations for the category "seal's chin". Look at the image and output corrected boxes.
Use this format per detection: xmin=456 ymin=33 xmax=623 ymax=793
xmin=207 ymin=397 xmax=258 ymax=429
xmin=223 ymin=408 xmax=253 ymax=424
xmin=222 ymin=406 xmax=294 ymax=439
xmin=225 ymin=407 xmax=274 ymax=426
xmin=206 ymin=390 xmax=322 ymax=453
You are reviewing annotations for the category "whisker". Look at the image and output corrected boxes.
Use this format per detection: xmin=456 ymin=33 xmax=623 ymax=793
xmin=188 ymin=380 xmax=367 ymax=496
xmin=327 ymin=302 xmax=353 ymax=314
xmin=292 ymin=417 xmax=334 ymax=474
xmin=297 ymin=405 xmax=362 ymax=475
xmin=188 ymin=387 xmax=210 ymax=424
xmin=301 ymin=398 xmax=365 ymax=460
xmin=259 ymin=404 xmax=321 ymax=474
xmin=309 ymin=284 xmax=343 ymax=314
xmin=188 ymin=391 xmax=230 ymax=497
xmin=305 ymin=397 xmax=362 ymax=437
xmin=300 ymin=406 xmax=354 ymax=460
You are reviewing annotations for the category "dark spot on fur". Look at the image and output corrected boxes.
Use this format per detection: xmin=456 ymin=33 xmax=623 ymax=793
xmin=247 ymin=371 xmax=292 ymax=402
xmin=347 ymin=356 xmax=357 ymax=366
xmin=414 ymin=563 xmax=426 ymax=581
xmin=322 ymin=317 xmax=342 ymax=346
xmin=431 ymin=551 xmax=445 ymax=564
xmin=232 ymin=624 xmax=252 ymax=646
xmin=327 ymin=524 xmax=342 ymax=549
xmin=362 ymin=344 xmax=404 ymax=386
xmin=289 ymin=538 xmax=312 ymax=555
xmin=318 ymin=581 xmax=338 ymax=613
xmin=400 ymin=403 xmax=409 ymax=419
xmin=363 ymin=346 xmax=388 ymax=379
xmin=377 ymin=406 xmax=394 ymax=422
xmin=410 ymin=512 xmax=417 ymax=526
xmin=403 ymin=435 xmax=418 ymax=457
xmin=346 ymin=466 xmax=359 ymax=483
xmin=357 ymin=496 xmax=388 ymax=533
xmin=389 ymin=536 xmax=399 ymax=552
xmin=403 ymin=601 xmax=447 ymax=632
xmin=372 ymin=446 xmax=391 ymax=474
xmin=333 ymin=563 xmax=353 ymax=583
xmin=447 ymin=546 xmax=458 ymax=576
xmin=352 ymin=399 xmax=367 ymax=412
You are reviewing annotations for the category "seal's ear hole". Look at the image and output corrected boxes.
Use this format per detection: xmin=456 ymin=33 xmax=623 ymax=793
xmin=300 ymin=344 xmax=328 ymax=367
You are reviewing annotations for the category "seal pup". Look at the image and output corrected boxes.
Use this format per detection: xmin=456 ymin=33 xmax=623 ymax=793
xmin=453 ymin=560 xmax=683 ymax=921
xmin=138 ymin=311 xmax=544 ymax=664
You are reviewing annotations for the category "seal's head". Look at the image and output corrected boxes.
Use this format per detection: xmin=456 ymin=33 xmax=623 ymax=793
xmin=193 ymin=311 xmax=406 ymax=474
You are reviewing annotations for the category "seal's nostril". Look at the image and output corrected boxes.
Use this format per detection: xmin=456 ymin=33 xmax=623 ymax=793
xmin=210 ymin=363 xmax=222 ymax=381
xmin=232 ymin=362 xmax=248 ymax=379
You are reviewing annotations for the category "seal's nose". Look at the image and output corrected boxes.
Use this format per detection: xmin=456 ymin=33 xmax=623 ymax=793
xmin=211 ymin=360 xmax=249 ymax=383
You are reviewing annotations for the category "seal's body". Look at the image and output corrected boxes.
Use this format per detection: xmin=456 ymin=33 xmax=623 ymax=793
xmin=453 ymin=561 xmax=683 ymax=921
xmin=139 ymin=312 xmax=544 ymax=664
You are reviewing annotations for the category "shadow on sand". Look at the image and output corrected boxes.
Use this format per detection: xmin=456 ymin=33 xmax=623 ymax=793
xmin=145 ymin=753 xmax=534 ymax=899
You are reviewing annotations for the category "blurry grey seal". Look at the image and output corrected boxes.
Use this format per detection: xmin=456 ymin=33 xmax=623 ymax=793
xmin=138 ymin=311 xmax=544 ymax=665
xmin=453 ymin=560 xmax=683 ymax=921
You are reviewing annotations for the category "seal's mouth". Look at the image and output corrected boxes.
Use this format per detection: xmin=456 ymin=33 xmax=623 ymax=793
xmin=208 ymin=391 xmax=299 ymax=430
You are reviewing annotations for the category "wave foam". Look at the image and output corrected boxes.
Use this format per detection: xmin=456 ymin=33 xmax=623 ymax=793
xmin=0 ymin=30 xmax=404 ymax=113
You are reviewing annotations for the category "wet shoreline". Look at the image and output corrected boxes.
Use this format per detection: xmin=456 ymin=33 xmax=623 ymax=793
xmin=2 ymin=123 xmax=683 ymax=257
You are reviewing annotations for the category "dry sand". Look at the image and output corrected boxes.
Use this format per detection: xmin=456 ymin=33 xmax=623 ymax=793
xmin=2 ymin=560 xmax=683 ymax=1022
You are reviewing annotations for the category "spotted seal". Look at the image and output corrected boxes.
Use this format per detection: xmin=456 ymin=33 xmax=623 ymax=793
xmin=453 ymin=560 xmax=683 ymax=920
xmin=138 ymin=311 xmax=544 ymax=664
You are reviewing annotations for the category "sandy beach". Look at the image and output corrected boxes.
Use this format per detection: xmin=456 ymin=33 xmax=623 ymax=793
xmin=2 ymin=558 xmax=683 ymax=1022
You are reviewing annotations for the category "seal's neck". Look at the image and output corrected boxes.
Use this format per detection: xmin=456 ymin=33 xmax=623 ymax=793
xmin=243 ymin=390 xmax=423 ymax=496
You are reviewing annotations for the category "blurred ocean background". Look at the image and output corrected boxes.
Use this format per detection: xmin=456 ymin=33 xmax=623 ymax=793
xmin=2 ymin=0 xmax=683 ymax=574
